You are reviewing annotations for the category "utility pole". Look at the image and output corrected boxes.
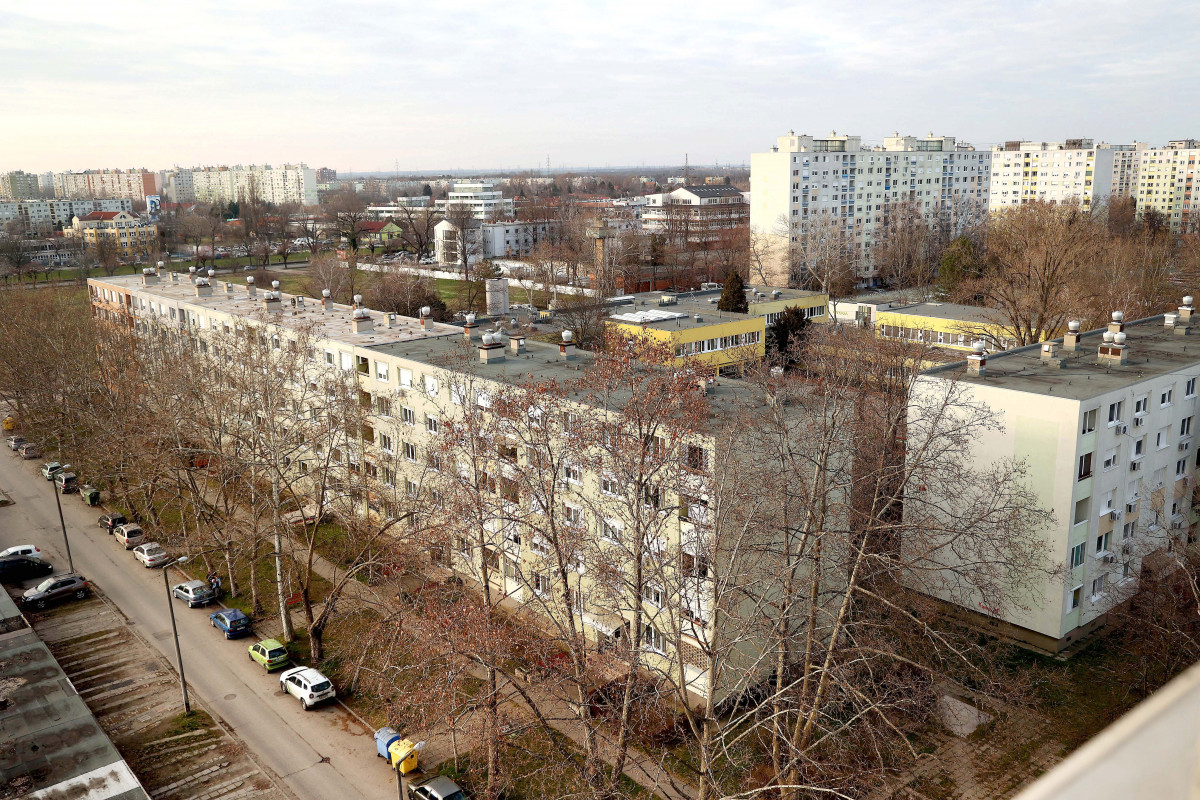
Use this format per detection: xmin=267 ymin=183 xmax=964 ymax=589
xmin=52 ymin=485 xmax=73 ymax=573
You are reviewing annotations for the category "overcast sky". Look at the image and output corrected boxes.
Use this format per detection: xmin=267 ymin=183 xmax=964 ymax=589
xmin=3 ymin=1 xmax=1197 ymax=174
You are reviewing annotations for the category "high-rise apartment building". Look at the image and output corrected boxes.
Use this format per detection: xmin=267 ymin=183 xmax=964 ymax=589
xmin=750 ymin=131 xmax=991 ymax=287
xmin=0 ymin=170 xmax=44 ymax=200
xmin=1103 ymin=141 xmax=1149 ymax=199
xmin=913 ymin=304 xmax=1200 ymax=653
xmin=987 ymin=140 xmax=1114 ymax=211
xmin=0 ymin=199 xmax=133 ymax=232
xmin=163 ymin=164 xmax=318 ymax=206
xmin=1134 ymin=141 xmax=1200 ymax=233
xmin=52 ymin=169 xmax=160 ymax=200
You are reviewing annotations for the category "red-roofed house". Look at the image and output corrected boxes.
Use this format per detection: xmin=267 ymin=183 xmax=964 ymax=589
xmin=67 ymin=210 xmax=158 ymax=260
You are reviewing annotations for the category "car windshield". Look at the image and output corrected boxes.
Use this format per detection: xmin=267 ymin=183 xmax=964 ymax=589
xmin=34 ymin=577 xmax=57 ymax=592
xmin=267 ymin=648 xmax=286 ymax=659
xmin=230 ymin=617 xmax=247 ymax=627
xmin=443 ymin=791 xmax=466 ymax=800
xmin=310 ymin=680 xmax=332 ymax=693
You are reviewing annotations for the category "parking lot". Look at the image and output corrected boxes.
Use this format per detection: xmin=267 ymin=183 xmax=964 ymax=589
xmin=27 ymin=593 xmax=292 ymax=800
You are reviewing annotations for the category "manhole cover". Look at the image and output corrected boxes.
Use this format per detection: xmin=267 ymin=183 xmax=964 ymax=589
xmin=224 ymin=693 xmax=236 ymax=700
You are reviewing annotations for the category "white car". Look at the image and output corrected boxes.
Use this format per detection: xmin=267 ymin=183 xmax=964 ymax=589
xmin=279 ymin=666 xmax=335 ymax=710
xmin=0 ymin=544 xmax=43 ymax=560
xmin=132 ymin=542 xmax=170 ymax=568
xmin=113 ymin=524 xmax=146 ymax=550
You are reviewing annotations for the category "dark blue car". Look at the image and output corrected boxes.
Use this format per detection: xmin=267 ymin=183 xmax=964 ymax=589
xmin=208 ymin=608 xmax=252 ymax=639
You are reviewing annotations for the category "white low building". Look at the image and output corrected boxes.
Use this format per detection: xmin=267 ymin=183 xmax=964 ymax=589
xmin=435 ymin=219 xmax=554 ymax=266
xmin=437 ymin=182 xmax=513 ymax=220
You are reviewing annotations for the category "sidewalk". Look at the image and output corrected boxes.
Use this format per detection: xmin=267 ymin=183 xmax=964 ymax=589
xmin=286 ymin=542 xmax=698 ymax=800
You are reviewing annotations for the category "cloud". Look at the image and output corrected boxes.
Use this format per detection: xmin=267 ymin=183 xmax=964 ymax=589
xmin=1 ymin=0 xmax=1197 ymax=172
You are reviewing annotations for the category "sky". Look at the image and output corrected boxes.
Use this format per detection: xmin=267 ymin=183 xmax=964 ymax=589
xmin=3 ymin=0 xmax=1198 ymax=174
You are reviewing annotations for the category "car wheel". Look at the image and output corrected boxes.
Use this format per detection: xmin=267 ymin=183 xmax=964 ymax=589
xmin=210 ymin=619 xmax=215 ymax=627
xmin=301 ymin=699 xmax=309 ymax=711
xmin=74 ymin=590 xmax=86 ymax=599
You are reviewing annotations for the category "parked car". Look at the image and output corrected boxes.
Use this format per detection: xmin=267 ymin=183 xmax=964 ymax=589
xmin=279 ymin=666 xmax=336 ymax=710
xmin=131 ymin=542 xmax=170 ymax=568
xmin=97 ymin=513 xmax=128 ymax=530
xmin=19 ymin=573 xmax=89 ymax=609
xmin=6 ymin=435 xmax=25 ymax=450
xmin=172 ymin=579 xmax=216 ymax=608
xmin=410 ymin=776 xmax=467 ymax=800
xmin=54 ymin=471 xmax=78 ymax=493
xmin=248 ymin=638 xmax=289 ymax=671
xmin=40 ymin=461 xmax=69 ymax=480
xmin=0 ymin=554 xmax=54 ymax=583
xmin=113 ymin=524 xmax=146 ymax=549
xmin=0 ymin=544 xmax=43 ymax=559
xmin=19 ymin=443 xmax=40 ymax=459
xmin=209 ymin=608 xmax=252 ymax=639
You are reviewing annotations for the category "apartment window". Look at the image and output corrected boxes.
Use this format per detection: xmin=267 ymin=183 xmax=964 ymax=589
xmin=601 ymin=476 xmax=620 ymax=496
xmin=1078 ymin=452 xmax=1093 ymax=480
xmin=1102 ymin=447 xmax=1119 ymax=471
xmin=382 ymin=466 xmax=396 ymax=487
xmin=1081 ymin=408 xmax=1097 ymax=434
xmin=1158 ymin=427 xmax=1171 ymax=449
xmin=401 ymin=407 xmax=415 ymax=425
xmin=1108 ymin=401 xmax=1124 ymax=424
xmin=531 ymin=572 xmax=548 ymax=596
xmin=531 ymin=536 xmax=549 ymax=556
xmin=1187 ymin=378 xmax=1196 ymax=397
xmin=1070 ymin=585 xmax=1083 ymax=611
xmin=376 ymin=397 xmax=392 ymax=417
xmin=324 ymin=349 xmax=335 ymax=366
xmin=1123 ymin=521 xmax=1135 ymax=540
xmin=1074 ymin=498 xmax=1090 ymax=526
xmin=379 ymin=433 xmax=394 ymax=453
xmin=340 ymin=352 xmax=353 ymax=371
xmin=1135 ymin=437 xmax=1145 ymax=456
xmin=1162 ymin=387 xmax=1174 ymax=406
xmin=1091 ymin=574 xmax=1108 ymax=599
xmin=375 ymin=362 xmax=389 ymax=382
xmin=1183 ymin=416 xmax=1194 ymax=437
xmin=399 ymin=368 xmax=413 ymax=388
xmin=1135 ymin=396 xmax=1148 ymax=415
xmin=425 ymin=415 xmax=439 ymax=435
xmin=565 ymin=504 xmax=584 ymax=528
xmin=424 ymin=375 xmax=439 ymax=398
xmin=1095 ymin=530 xmax=1111 ymax=555
xmin=1178 ymin=458 xmax=1188 ymax=477
xmin=457 ymin=537 xmax=471 ymax=557
xmin=686 ymin=444 xmax=708 ymax=472
xmin=643 ymin=624 xmax=665 ymax=653
xmin=563 ymin=463 xmax=582 ymax=484
xmin=403 ymin=442 xmax=417 ymax=462
xmin=1069 ymin=542 xmax=1086 ymax=569
xmin=405 ymin=479 xmax=418 ymax=498
xmin=601 ymin=519 xmax=623 ymax=543
xmin=642 ymin=584 xmax=664 ymax=607
xmin=680 ymin=551 xmax=711 ymax=579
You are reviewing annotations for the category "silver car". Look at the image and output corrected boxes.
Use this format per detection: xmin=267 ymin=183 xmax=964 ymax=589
xmin=132 ymin=542 xmax=169 ymax=568
xmin=172 ymin=579 xmax=216 ymax=608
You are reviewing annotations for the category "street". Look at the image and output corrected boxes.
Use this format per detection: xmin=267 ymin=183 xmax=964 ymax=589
xmin=0 ymin=450 xmax=398 ymax=800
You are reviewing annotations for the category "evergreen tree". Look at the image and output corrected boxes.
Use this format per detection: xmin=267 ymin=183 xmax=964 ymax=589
xmin=764 ymin=305 xmax=810 ymax=369
xmin=717 ymin=270 xmax=748 ymax=313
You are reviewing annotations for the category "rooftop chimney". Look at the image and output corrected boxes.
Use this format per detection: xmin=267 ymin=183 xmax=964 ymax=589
xmin=479 ymin=331 xmax=506 ymax=363
xmin=351 ymin=306 xmax=373 ymax=334
xmin=966 ymin=341 xmax=987 ymax=377
xmin=141 ymin=266 xmax=159 ymax=285
xmin=559 ymin=330 xmax=576 ymax=360
xmin=386 ymin=313 xmax=396 ymax=329
xmin=1040 ymin=340 xmax=1064 ymax=368
xmin=1063 ymin=320 xmax=1082 ymax=351
xmin=1181 ymin=296 xmax=1195 ymax=324
xmin=224 ymin=280 xmax=233 ymax=294
xmin=194 ymin=277 xmax=213 ymax=297
xmin=321 ymin=289 xmax=331 ymax=312
xmin=262 ymin=290 xmax=282 ymax=312
xmin=510 ymin=334 xmax=526 ymax=354
xmin=1098 ymin=328 xmax=1129 ymax=366
xmin=463 ymin=312 xmax=477 ymax=341
xmin=419 ymin=305 xmax=432 ymax=332
xmin=245 ymin=276 xmax=256 ymax=299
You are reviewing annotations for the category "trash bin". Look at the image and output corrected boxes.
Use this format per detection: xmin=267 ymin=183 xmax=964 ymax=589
xmin=2 ymin=417 xmax=13 ymax=431
xmin=388 ymin=738 xmax=420 ymax=774
xmin=374 ymin=727 xmax=401 ymax=759
xmin=80 ymin=485 xmax=100 ymax=506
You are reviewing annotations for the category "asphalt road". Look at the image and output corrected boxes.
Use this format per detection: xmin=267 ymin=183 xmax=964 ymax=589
xmin=0 ymin=450 xmax=397 ymax=800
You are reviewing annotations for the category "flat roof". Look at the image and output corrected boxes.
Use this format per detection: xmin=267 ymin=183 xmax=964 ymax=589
xmin=0 ymin=605 xmax=147 ymax=799
xmin=927 ymin=316 xmax=1200 ymax=400
xmin=92 ymin=274 xmax=464 ymax=349
xmin=609 ymin=287 xmax=824 ymax=331
xmin=878 ymin=301 xmax=996 ymax=325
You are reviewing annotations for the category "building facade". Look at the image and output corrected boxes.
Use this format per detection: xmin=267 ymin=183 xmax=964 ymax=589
xmin=164 ymin=164 xmax=318 ymax=206
xmin=0 ymin=198 xmax=133 ymax=232
xmin=642 ymin=185 xmax=749 ymax=241
xmin=987 ymin=140 xmax=1114 ymax=211
xmin=434 ymin=219 xmax=554 ymax=265
xmin=750 ymin=131 xmax=991 ymax=287
xmin=52 ymin=169 xmax=160 ymax=200
xmin=438 ymin=182 xmax=513 ymax=220
xmin=913 ymin=305 xmax=1200 ymax=653
xmin=67 ymin=211 xmax=158 ymax=261
xmin=0 ymin=170 xmax=44 ymax=200
xmin=1134 ymin=141 xmax=1200 ymax=233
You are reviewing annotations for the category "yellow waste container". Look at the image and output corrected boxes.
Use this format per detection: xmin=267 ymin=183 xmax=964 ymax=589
xmin=388 ymin=738 xmax=420 ymax=774
xmin=2 ymin=417 xmax=13 ymax=432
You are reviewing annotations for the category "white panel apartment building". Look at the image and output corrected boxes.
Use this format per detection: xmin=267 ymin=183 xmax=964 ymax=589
xmin=1134 ymin=140 xmax=1200 ymax=234
xmin=987 ymin=140 xmax=1114 ymax=211
xmin=164 ymin=164 xmax=318 ymax=206
xmin=52 ymin=169 xmax=160 ymax=200
xmin=750 ymin=131 xmax=992 ymax=287
xmin=438 ymin=182 xmax=513 ymax=220
xmin=0 ymin=198 xmax=133 ymax=231
xmin=914 ymin=305 xmax=1200 ymax=653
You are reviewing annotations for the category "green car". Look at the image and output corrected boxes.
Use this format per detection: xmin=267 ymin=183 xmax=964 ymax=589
xmin=248 ymin=638 xmax=289 ymax=671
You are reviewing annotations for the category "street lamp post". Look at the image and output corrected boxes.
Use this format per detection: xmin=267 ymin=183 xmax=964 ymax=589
xmin=51 ymin=482 xmax=74 ymax=573
xmin=163 ymin=556 xmax=192 ymax=714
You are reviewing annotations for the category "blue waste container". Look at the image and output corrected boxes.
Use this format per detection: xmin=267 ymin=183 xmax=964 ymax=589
xmin=374 ymin=727 xmax=402 ymax=759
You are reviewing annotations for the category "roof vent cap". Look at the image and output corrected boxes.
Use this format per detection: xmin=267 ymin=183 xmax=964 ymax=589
xmin=1103 ymin=330 xmax=1115 ymax=343
xmin=246 ymin=276 xmax=254 ymax=285
xmin=420 ymin=305 xmax=431 ymax=317
xmin=971 ymin=341 xmax=986 ymax=354
xmin=1068 ymin=320 xmax=1080 ymax=332
xmin=272 ymin=280 xmax=280 ymax=290
xmin=1115 ymin=331 xmax=1127 ymax=345
xmin=562 ymin=330 xmax=574 ymax=343
xmin=1186 ymin=296 xmax=1195 ymax=306
xmin=1112 ymin=311 xmax=1125 ymax=323
xmin=322 ymin=289 xmax=331 ymax=298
